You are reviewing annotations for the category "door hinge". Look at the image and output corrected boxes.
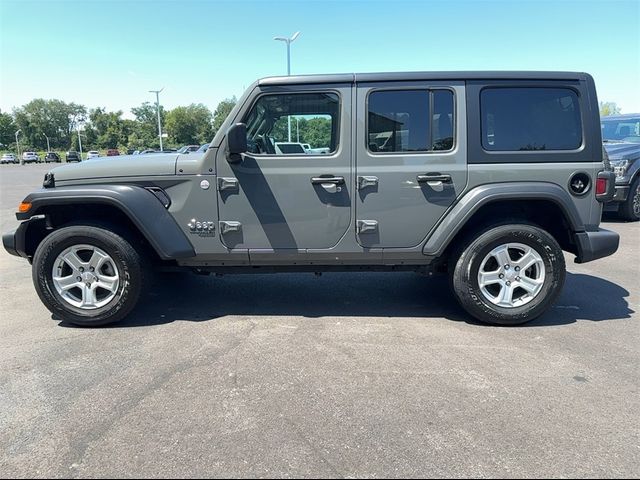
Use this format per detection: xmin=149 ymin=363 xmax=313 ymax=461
xmin=357 ymin=219 xmax=378 ymax=234
xmin=357 ymin=176 xmax=379 ymax=190
xmin=218 ymin=177 xmax=239 ymax=191
xmin=219 ymin=221 xmax=242 ymax=234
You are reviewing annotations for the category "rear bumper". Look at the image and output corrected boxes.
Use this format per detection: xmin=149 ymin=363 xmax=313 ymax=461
xmin=574 ymin=228 xmax=620 ymax=264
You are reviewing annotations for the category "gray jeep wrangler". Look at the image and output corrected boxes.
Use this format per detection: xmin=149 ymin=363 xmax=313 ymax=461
xmin=3 ymin=71 xmax=620 ymax=327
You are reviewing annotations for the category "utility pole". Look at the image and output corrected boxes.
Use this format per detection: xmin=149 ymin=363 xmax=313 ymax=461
xmin=274 ymin=32 xmax=300 ymax=142
xmin=15 ymin=129 xmax=21 ymax=161
xmin=149 ymin=88 xmax=164 ymax=151
xmin=77 ymin=126 xmax=84 ymax=160
xmin=42 ymin=133 xmax=51 ymax=152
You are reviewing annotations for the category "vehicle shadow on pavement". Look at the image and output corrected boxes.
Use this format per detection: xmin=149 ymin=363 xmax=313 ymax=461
xmin=65 ymin=270 xmax=633 ymax=329
xmin=529 ymin=272 xmax=633 ymax=326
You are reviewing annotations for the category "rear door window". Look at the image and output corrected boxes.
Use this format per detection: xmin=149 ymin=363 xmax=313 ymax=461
xmin=367 ymin=89 xmax=455 ymax=153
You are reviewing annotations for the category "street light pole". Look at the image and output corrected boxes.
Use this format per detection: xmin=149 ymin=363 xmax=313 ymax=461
xmin=42 ymin=133 xmax=50 ymax=152
xmin=149 ymin=88 xmax=164 ymax=152
xmin=77 ymin=126 xmax=83 ymax=160
xmin=274 ymin=31 xmax=300 ymax=142
xmin=15 ymin=129 xmax=21 ymax=160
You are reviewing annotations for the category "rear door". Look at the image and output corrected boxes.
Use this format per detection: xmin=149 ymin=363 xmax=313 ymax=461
xmin=215 ymin=85 xmax=352 ymax=251
xmin=355 ymin=82 xmax=467 ymax=247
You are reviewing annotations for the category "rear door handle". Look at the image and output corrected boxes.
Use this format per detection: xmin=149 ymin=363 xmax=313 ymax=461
xmin=417 ymin=173 xmax=452 ymax=184
xmin=311 ymin=176 xmax=345 ymax=185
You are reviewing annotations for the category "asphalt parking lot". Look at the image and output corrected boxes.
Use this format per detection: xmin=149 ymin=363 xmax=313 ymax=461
xmin=0 ymin=163 xmax=638 ymax=478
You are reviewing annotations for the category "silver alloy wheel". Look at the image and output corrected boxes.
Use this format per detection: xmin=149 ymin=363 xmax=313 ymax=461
xmin=633 ymin=184 xmax=640 ymax=217
xmin=477 ymin=242 xmax=545 ymax=308
xmin=52 ymin=244 xmax=120 ymax=309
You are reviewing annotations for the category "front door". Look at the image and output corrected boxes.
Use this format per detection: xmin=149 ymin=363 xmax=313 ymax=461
xmin=216 ymin=86 xmax=352 ymax=251
xmin=355 ymin=82 xmax=467 ymax=247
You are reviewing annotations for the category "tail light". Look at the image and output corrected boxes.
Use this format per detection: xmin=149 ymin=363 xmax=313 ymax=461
xmin=595 ymin=171 xmax=615 ymax=202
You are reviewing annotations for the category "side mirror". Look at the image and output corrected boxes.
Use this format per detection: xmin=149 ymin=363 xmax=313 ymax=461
xmin=227 ymin=123 xmax=247 ymax=163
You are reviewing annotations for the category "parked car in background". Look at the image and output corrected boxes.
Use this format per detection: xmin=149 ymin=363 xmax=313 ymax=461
xmin=602 ymin=114 xmax=640 ymax=221
xmin=1 ymin=153 xmax=18 ymax=164
xmin=307 ymin=147 xmax=331 ymax=154
xmin=139 ymin=149 xmax=177 ymax=154
xmin=177 ymin=145 xmax=200 ymax=154
xmin=44 ymin=152 xmax=61 ymax=163
xmin=274 ymin=142 xmax=307 ymax=154
xmin=86 ymin=151 xmax=100 ymax=160
xmin=197 ymin=143 xmax=209 ymax=153
xmin=106 ymin=149 xmax=120 ymax=156
xmin=22 ymin=152 xmax=40 ymax=164
xmin=65 ymin=151 xmax=81 ymax=162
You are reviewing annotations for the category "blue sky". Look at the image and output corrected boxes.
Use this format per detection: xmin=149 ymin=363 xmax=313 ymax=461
xmin=1 ymin=0 xmax=639 ymax=116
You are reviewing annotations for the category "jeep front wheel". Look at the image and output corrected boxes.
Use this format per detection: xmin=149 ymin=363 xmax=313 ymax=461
xmin=451 ymin=224 xmax=566 ymax=325
xmin=32 ymin=226 xmax=145 ymax=326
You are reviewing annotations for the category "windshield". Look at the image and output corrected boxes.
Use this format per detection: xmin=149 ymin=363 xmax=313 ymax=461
xmin=601 ymin=117 xmax=640 ymax=143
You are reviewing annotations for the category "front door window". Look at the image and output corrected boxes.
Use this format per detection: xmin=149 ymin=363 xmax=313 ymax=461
xmin=243 ymin=92 xmax=340 ymax=155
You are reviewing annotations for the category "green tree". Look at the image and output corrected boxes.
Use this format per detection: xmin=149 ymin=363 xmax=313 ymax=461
xmin=0 ymin=110 xmax=16 ymax=148
xmin=131 ymin=102 xmax=165 ymax=148
xmin=212 ymin=97 xmax=237 ymax=134
xmin=165 ymin=104 xmax=213 ymax=145
xmin=13 ymin=99 xmax=86 ymax=150
xmin=304 ymin=117 xmax=332 ymax=148
xmin=600 ymin=101 xmax=621 ymax=116
xmin=89 ymin=108 xmax=130 ymax=148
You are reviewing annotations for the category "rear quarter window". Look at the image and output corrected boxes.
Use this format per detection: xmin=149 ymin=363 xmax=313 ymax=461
xmin=481 ymin=87 xmax=582 ymax=151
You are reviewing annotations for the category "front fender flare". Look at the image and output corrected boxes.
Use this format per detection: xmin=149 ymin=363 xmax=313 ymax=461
xmin=17 ymin=185 xmax=195 ymax=260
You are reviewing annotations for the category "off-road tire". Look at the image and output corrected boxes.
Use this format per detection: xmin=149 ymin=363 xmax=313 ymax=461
xmin=32 ymin=226 xmax=145 ymax=326
xmin=450 ymin=224 xmax=566 ymax=325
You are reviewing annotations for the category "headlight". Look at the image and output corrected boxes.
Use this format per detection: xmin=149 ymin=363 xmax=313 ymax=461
xmin=610 ymin=159 xmax=629 ymax=179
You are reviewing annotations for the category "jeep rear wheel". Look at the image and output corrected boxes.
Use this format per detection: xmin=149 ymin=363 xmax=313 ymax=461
xmin=451 ymin=224 xmax=565 ymax=325
xmin=32 ymin=226 xmax=145 ymax=326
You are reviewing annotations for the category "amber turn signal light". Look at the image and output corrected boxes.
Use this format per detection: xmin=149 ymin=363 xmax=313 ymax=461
xmin=18 ymin=202 xmax=32 ymax=213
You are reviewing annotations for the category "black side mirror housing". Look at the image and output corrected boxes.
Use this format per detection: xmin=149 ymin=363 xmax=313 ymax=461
xmin=227 ymin=123 xmax=247 ymax=163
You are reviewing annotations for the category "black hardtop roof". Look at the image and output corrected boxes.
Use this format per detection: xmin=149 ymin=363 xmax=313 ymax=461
xmin=259 ymin=71 xmax=591 ymax=86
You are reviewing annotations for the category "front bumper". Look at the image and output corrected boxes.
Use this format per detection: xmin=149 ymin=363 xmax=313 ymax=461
xmin=574 ymin=228 xmax=620 ymax=264
xmin=2 ymin=217 xmax=48 ymax=260
xmin=612 ymin=184 xmax=630 ymax=202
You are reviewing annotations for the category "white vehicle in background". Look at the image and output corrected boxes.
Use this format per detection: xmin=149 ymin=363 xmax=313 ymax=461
xmin=22 ymin=152 xmax=40 ymax=164
xmin=307 ymin=147 xmax=331 ymax=154
xmin=301 ymin=143 xmax=311 ymax=152
xmin=274 ymin=142 xmax=307 ymax=154
xmin=86 ymin=151 xmax=101 ymax=160
xmin=1 ymin=153 xmax=18 ymax=164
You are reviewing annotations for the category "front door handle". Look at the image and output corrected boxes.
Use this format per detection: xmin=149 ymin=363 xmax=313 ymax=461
xmin=311 ymin=176 xmax=345 ymax=185
xmin=417 ymin=173 xmax=452 ymax=184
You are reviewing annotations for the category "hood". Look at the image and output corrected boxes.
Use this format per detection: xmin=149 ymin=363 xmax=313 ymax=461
xmin=603 ymin=142 xmax=640 ymax=162
xmin=51 ymin=153 xmax=179 ymax=183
